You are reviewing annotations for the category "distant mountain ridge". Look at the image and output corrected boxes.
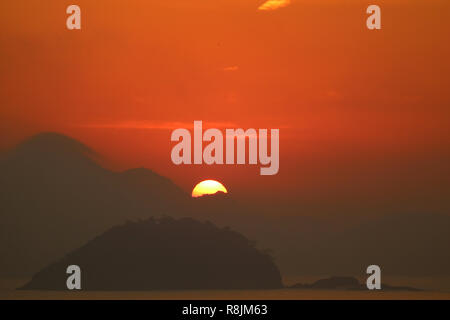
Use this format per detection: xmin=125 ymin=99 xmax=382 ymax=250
xmin=0 ymin=132 xmax=190 ymax=276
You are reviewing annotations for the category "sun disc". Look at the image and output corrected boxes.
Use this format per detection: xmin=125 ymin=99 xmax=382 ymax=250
xmin=192 ymin=180 xmax=228 ymax=198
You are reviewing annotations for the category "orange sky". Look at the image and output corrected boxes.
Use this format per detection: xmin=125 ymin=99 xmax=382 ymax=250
xmin=1 ymin=0 xmax=449 ymax=216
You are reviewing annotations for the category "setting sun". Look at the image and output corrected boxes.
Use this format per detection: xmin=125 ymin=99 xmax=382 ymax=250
xmin=192 ymin=180 xmax=228 ymax=198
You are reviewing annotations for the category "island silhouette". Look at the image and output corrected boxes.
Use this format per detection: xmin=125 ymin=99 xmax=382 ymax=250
xmin=288 ymin=276 xmax=421 ymax=291
xmin=21 ymin=217 xmax=282 ymax=290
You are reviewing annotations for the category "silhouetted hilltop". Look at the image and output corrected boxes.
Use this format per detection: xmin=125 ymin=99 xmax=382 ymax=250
xmin=21 ymin=217 xmax=283 ymax=290
xmin=289 ymin=276 xmax=421 ymax=291
xmin=1 ymin=132 xmax=103 ymax=181
xmin=9 ymin=132 xmax=96 ymax=160
xmin=0 ymin=133 xmax=189 ymax=276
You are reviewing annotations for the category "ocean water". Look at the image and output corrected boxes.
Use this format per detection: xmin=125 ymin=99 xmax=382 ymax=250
xmin=1 ymin=278 xmax=450 ymax=300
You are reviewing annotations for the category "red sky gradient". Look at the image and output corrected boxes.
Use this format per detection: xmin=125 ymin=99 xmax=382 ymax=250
xmin=1 ymin=0 xmax=449 ymax=217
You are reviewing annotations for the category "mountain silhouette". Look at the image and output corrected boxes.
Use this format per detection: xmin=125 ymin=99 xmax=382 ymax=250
xmin=21 ymin=217 xmax=283 ymax=290
xmin=0 ymin=133 xmax=189 ymax=276
xmin=2 ymin=132 xmax=450 ymax=287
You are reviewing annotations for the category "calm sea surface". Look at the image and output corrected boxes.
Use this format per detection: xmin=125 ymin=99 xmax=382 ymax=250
xmin=1 ymin=278 xmax=450 ymax=300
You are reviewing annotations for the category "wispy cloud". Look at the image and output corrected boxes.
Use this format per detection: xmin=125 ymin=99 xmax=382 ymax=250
xmin=76 ymin=120 xmax=290 ymax=131
xmin=258 ymin=0 xmax=291 ymax=11
xmin=223 ymin=66 xmax=239 ymax=72
xmin=76 ymin=121 xmax=239 ymax=130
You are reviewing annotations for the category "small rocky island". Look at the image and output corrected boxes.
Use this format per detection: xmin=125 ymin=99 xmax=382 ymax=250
xmin=288 ymin=276 xmax=421 ymax=291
